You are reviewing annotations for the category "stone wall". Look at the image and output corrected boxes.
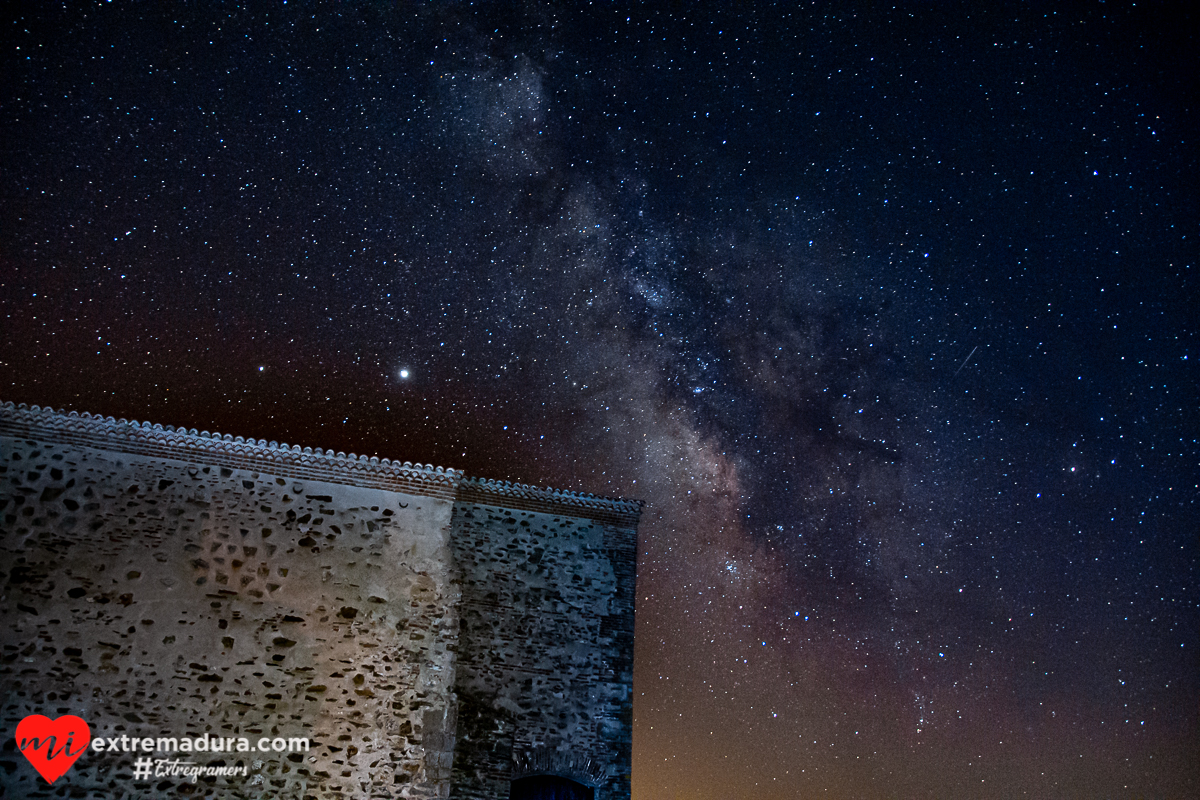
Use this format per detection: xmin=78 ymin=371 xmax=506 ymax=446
xmin=448 ymin=482 xmax=639 ymax=800
xmin=0 ymin=403 xmax=639 ymax=799
xmin=0 ymin=405 xmax=463 ymax=799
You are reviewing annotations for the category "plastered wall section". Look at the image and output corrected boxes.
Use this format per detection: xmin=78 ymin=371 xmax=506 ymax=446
xmin=448 ymin=497 xmax=637 ymax=800
xmin=0 ymin=426 xmax=461 ymax=799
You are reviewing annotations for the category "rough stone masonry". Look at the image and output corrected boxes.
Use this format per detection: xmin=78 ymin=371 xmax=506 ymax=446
xmin=0 ymin=402 xmax=640 ymax=799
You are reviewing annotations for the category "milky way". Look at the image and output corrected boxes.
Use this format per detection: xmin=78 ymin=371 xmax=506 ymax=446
xmin=3 ymin=4 xmax=1196 ymax=797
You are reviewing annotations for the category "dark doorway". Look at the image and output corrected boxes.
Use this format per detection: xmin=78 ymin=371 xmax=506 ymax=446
xmin=509 ymin=774 xmax=595 ymax=800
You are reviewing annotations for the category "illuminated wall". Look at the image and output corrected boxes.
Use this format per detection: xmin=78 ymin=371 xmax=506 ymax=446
xmin=0 ymin=402 xmax=639 ymax=799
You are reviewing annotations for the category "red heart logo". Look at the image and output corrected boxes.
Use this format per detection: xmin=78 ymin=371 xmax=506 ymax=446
xmin=16 ymin=714 xmax=91 ymax=784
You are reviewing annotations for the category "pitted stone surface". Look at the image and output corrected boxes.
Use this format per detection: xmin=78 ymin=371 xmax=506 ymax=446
xmin=0 ymin=403 xmax=639 ymax=800
xmin=449 ymin=506 xmax=636 ymax=800
xmin=0 ymin=432 xmax=459 ymax=798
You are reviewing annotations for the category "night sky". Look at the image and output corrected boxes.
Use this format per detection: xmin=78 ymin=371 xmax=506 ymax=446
xmin=3 ymin=3 xmax=1197 ymax=797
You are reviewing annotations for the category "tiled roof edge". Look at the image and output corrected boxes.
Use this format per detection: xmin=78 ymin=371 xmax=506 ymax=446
xmin=0 ymin=403 xmax=645 ymax=519
xmin=0 ymin=401 xmax=463 ymax=495
xmin=458 ymin=475 xmax=643 ymax=520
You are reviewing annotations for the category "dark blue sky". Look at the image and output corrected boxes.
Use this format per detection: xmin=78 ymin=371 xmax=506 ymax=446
xmin=3 ymin=3 xmax=1196 ymax=797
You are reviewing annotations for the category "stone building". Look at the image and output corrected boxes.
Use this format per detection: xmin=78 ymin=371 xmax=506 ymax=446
xmin=0 ymin=402 xmax=640 ymax=799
